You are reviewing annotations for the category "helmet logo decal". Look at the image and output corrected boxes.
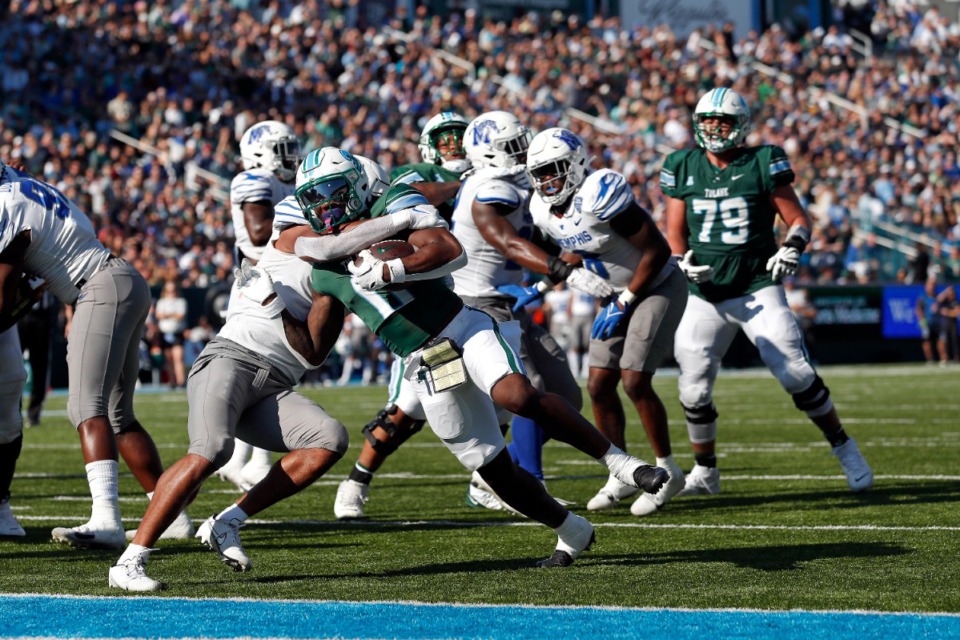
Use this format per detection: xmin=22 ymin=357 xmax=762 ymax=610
xmin=471 ymin=119 xmax=501 ymax=145
xmin=247 ymin=125 xmax=269 ymax=144
xmin=339 ymin=149 xmax=361 ymax=173
xmin=552 ymin=129 xmax=582 ymax=150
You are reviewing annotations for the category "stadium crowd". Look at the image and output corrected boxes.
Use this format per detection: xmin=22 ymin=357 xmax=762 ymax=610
xmin=1 ymin=0 xmax=960 ymax=295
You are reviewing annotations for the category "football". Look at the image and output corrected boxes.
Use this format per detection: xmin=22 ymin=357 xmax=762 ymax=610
xmin=354 ymin=239 xmax=416 ymax=265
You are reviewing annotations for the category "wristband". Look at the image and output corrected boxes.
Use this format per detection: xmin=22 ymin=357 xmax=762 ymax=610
xmin=535 ymin=281 xmax=551 ymax=294
xmin=261 ymin=293 xmax=286 ymax=317
xmin=385 ymin=258 xmax=406 ymax=285
xmin=617 ymin=289 xmax=637 ymax=307
xmin=547 ymin=256 xmax=576 ymax=283
xmin=783 ymin=224 xmax=811 ymax=253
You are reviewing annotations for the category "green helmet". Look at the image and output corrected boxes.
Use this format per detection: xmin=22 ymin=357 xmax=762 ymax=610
xmin=295 ymin=147 xmax=369 ymax=234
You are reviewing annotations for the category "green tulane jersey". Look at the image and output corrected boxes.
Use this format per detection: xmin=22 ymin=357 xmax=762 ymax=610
xmin=388 ymin=162 xmax=462 ymax=218
xmin=311 ymin=183 xmax=463 ymax=357
xmin=660 ymin=145 xmax=795 ymax=303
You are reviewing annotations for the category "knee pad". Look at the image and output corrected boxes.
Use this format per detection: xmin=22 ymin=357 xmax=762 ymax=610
xmin=682 ymin=402 xmax=718 ymax=444
xmin=791 ymin=375 xmax=834 ymax=418
xmin=362 ymin=405 xmax=424 ymax=456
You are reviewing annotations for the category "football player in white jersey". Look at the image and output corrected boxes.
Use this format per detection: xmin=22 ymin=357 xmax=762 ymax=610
xmin=450 ymin=111 xmax=613 ymax=505
xmin=0 ymin=324 xmax=26 ymax=537
xmin=109 ymin=154 xmax=426 ymax=591
xmin=216 ymin=120 xmax=302 ymax=492
xmin=0 ymin=160 xmax=192 ymax=549
xmin=524 ymin=128 xmax=689 ymax=516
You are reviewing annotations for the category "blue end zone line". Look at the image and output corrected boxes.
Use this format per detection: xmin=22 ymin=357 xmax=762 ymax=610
xmin=2 ymin=594 xmax=959 ymax=640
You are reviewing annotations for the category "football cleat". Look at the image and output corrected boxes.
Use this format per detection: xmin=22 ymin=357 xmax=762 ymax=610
xmin=108 ymin=550 xmax=164 ymax=592
xmin=537 ymin=514 xmax=595 ymax=568
xmin=630 ymin=460 xmax=686 ymax=517
xmin=125 ymin=510 xmax=195 ymax=541
xmin=196 ymin=515 xmax=252 ymax=572
xmin=334 ymin=479 xmax=370 ymax=520
xmin=586 ymin=475 xmax=639 ymax=511
xmin=51 ymin=522 xmax=125 ymax=550
xmin=675 ymin=464 xmax=721 ymax=497
xmin=633 ymin=464 xmax=669 ymax=494
xmin=0 ymin=498 xmax=25 ymax=537
xmin=832 ymin=438 xmax=873 ymax=492
xmin=465 ymin=470 xmax=504 ymax=511
xmin=214 ymin=465 xmax=253 ymax=492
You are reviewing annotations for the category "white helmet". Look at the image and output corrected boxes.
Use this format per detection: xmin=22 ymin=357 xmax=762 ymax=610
xmin=355 ymin=155 xmax=390 ymax=204
xmin=526 ymin=128 xmax=589 ymax=206
xmin=419 ymin=112 xmax=470 ymax=173
xmin=239 ymin=120 xmax=302 ymax=182
xmin=692 ymin=88 xmax=751 ymax=153
xmin=464 ymin=111 xmax=531 ymax=169
xmin=295 ymin=147 xmax=370 ymax=234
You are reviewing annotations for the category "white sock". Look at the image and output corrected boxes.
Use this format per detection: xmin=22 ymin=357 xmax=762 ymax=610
xmin=600 ymin=444 xmax=642 ymax=482
xmin=554 ymin=512 xmax=590 ymax=557
xmin=117 ymin=543 xmax=150 ymax=564
xmin=215 ymin=503 xmax=249 ymax=524
xmin=86 ymin=460 xmax=121 ymax=527
xmin=248 ymin=447 xmax=272 ymax=467
xmin=655 ymin=455 xmax=678 ymax=471
xmin=225 ymin=440 xmax=253 ymax=469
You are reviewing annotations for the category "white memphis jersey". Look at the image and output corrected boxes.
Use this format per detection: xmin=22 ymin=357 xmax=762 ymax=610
xmin=0 ymin=166 xmax=110 ymax=305
xmin=450 ymin=173 xmax=533 ymax=298
xmin=530 ymin=169 xmax=672 ymax=292
xmin=218 ymin=243 xmax=317 ymax=382
xmin=230 ymin=168 xmax=295 ymax=262
xmin=270 ymin=194 xmax=306 ymax=238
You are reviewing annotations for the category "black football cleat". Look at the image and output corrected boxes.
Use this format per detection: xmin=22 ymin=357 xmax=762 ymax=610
xmin=634 ymin=465 xmax=669 ymax=494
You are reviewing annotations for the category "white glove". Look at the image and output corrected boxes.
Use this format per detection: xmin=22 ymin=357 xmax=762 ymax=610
xmin=677 ymin=250 xmax=715 ymax=284
xmin=766 ymin=246 xmax=800 ymax=282
xmin=234 ymin=258 xmax=285 ymax=313
xmin=566 ymin=267 xmax=615 ymax=299
xmin=348 ymin=249 xmax=388 ymax=291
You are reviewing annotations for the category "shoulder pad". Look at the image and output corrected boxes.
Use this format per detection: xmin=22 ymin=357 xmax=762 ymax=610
xmin=474 ymin=181 xmax=521 ymax=208
xmin=373 ymin=183 xmax=430 ymax=218
xmin=389 ymin=165 xmax=426 ymax=185
xmin=230 ymin=169 xmax=274 ymax=204
xmin=272 ymin=195 xmax=307 ymax=230
xmin=578 ymin=169 xmax=632 ymax=221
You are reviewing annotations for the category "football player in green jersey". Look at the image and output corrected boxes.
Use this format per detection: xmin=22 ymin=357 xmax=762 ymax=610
xmin=662 ymin=87 xmax=873 ymax=495
xmin=294 ymin=147 xmax=670 ymax=566
xmin=389 ymin=112 xmax=471 ymax=220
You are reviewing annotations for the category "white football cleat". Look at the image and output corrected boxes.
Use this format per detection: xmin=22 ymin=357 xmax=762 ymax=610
xmin=630 ymin=460 xmax=686 ymax=516
xmin=196 ymin=515 xmax=252 ymax=572
xmin=108 ymin=549 xmax=164 ymax=592
xmin=214 ymin=465 xmax=253 ymax=492
xmin=465 ymin=471 xmax=504 ymax=511
xmin=586 ymin=475 xmax=639 ymax=511
xmin=0 ymin=498 xmax=25 ymax=537
xmin=334 ymin=480 xmax=369 ymax=520
xmin=832 ymin=438 xmax=873 ymax=492
xmin=675 ymin=464 xmax=720 ymax=497
xmin=125 ymin=510 xmax=195 ymax=541
xmin=51 ymin=522 xmax=125 ymax=550
xmin=537 ymin=514 xmax=595 ymax=568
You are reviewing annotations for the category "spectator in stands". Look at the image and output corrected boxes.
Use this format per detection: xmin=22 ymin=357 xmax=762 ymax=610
xmin=154 ymin=281 xmax=188 ymax=389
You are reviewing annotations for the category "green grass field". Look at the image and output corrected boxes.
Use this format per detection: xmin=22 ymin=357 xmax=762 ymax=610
xmin=3 ymin=364 xmax=959 ymax=612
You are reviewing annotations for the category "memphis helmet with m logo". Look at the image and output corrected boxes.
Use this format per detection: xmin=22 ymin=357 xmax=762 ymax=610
xmin=464 ymin=111 xmax=531 ymax=169
xmin=526 ymin=127 xmax=590 ymax=206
